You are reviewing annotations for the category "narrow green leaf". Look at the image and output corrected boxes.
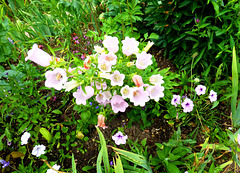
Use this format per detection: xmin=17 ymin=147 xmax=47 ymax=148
xmin=72 ymin=153 xmax=77 ymax=173
xmin=96 ymin=127 xmax=110 ymax=173
xmin=52 ymin=109 xmax=62 ymax=115
xmin=111 ymin=146 xmax=152 ymax=172
xmin=231 ymin=46 xmax=239 ymax=127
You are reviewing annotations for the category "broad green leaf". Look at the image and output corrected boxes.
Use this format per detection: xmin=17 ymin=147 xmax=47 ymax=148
xmin=39 ymin=128 xmax=52 ymax=143
xmin=149 ymin=33 xmax=159 ymax=40
xmin=114 ymin=153 xmax=124 ymax=173
xmin=10 ymin=151 xmax=25 ymax=159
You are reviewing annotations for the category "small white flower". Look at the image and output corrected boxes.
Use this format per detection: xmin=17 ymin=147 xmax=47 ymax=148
xmin=32 ymin=145 xmax=46 ymax=157
xmin=47 ymin=164 xmax=61 ymax=173
xmin=94 ymin=45 xmax=105 ymax=54
xmin=21 ymin=132 xmax=31 ymax=145
xmin=209 ymin=90 xmax=217 ymax=102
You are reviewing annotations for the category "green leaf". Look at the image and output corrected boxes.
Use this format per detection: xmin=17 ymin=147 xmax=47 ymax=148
xmin=5 ymin=127 xmax=12 ymax=141
xmin=111 ymin=146 xmax=152 ymax=172
xmin=149 ymin=33 xmax=159 ymax=40
xmin=52 ymin=109 xmax=62 ymax=115
xmin=114 ymin=153 xmax=124 ymax=173
xmin=211 ymin=1 xmax=219 ymax=15
xmin=166 ymin=162 xmax=180 ymax=173
xmin=96 ymin=127 xmax=110 ymax=173
xmin=211 ymin=101 xmax=219 ymax=109
xmin=231 ymin=46 xmax=239 ymax=127
xmin=72 ymin=153 xmax=77 ymax=173
xmin=39 ymin=128 xmax=52 ymax=143
xmin=18 ymin=122 xmax=30 ymax=134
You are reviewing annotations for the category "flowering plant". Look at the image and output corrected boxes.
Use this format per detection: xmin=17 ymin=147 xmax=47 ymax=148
xmin=25 ymin=35 xmax=175 ymax=128
xmin=168 ymin=83 xmax=219 ymax=128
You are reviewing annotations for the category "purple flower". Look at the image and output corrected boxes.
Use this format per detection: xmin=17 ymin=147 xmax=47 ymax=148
xmin=96 ymin=106 xmax=99 ymax=109
xmin=87 ymin=41 xmax=90 ymax=45
xmin=171 ymin=95 xmax=181 ymax=107
xmin=195 ymin=85 xmax=206 ymax=96
xmin=73 ymin=36 xmax=78 ymax=40
xmin=110 ymin=161 xmax=113 ymax=166
xmin=209 ymin=90 xmax=217 ymax=102
xmin=0 ymin=159 xmax=10 ymax=168
xmin=8 ymin=38 xmax=14 ymax=44
xmin=181 ymin=98 xmax=194 ymax=113
xmin=112 ymin=131 xmax=128 ymax=145
xmin=7 ymin=139 xmax=12 ymax=146
xmin=75 ymin=40 xmax=79 ymax=44
xmin=196 ymin=19 xmax=200 ymax=23
xmin=89 ymin=102 xmax=93 ymax=105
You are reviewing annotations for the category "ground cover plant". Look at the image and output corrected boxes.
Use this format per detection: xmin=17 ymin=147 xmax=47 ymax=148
xmin=0 ymin=0 xmax=240 ymax=172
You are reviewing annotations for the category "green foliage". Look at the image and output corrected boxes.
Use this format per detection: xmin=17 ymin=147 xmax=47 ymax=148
xmin=100 ymin=0 xmax=143 ymax=39
xmin=150 ymin=127 xmax=195 ymax=172
xmin=144 ymin=0 xmax=240 ymax=76
xmin=0 ymin=16 xmax=14 ymax=62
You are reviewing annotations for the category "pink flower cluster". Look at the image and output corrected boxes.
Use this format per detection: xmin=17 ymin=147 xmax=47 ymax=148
xmin=25 ymin=35 xmax=161 ymax=129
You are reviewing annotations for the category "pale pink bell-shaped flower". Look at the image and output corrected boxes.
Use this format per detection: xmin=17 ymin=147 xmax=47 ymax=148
xmin=171 ymin=95 xmax=181 ymax=107
xmin=181 ymin=98 xmax=194 ymax=113
xmin=237 ymin=134 xmax=240 ymax=145
xmin=120 ymin=85 xmax=132 ymax=99
xmin=109 ymin=70 xmax=125 ymax=86
xmin=132 ymin=75 xmax=144 ymax=87
xmin=32 ymin=144 xmax=46 ymax=157
xmin=98 ymin=61 xmax=112 ymax=73
xmin=146 ymin=85 xmax=164 ymax=102
xmin=96 ymin=91 xmax=106 ymax=104
xmin=195 ymin=85 xmax=206 ymax=95
xmin=47 ymin=164 xmax=61 ymax=173
xmin=112 ymin=131 xmax=128 ymax=145
xmin=111 ymin=95 xmax=129 ymax=113
xmin=102 ymin=36 xmax=119 ymax=53
xmin=99 ymin=52 xmax=117 ymax=66
xmin=45 ymin=68 xmax=68 ymax=90
xmin=63 ymin=80 xmax=79 ymax=92
xmin=130 ymin=87 xmax=150 ymax=107
xmin=136 ymin=52 xmax=153 ymax=69
xmin=73 ymin=86 xmax=94 ymax=105
xmin=209 ymin=90 xmax=217 ymax=102
xmin=103 ymin=91 xmax=112 ymax=101
xmin=96 ymin=114 xmax=108 ymax=129
xmin=149 ymin=74 xmax=164 ymax=85
xmin=95 ymin=81 xmax=107 ymax=90
xmin=122 ymin=37 xmax=139 ymax=56
xmin=21 ymin=131 xmax=31 ymax=145
xmin=25 ymin=44 xmax=53 ymax=67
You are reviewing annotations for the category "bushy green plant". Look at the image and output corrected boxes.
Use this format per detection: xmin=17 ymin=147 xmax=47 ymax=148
xmin=144 ymin=0 xmax=240 ymax=76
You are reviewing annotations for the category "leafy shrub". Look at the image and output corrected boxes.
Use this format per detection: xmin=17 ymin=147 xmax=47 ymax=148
xmin=144 ymin=0 xmax=240 ymax=76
